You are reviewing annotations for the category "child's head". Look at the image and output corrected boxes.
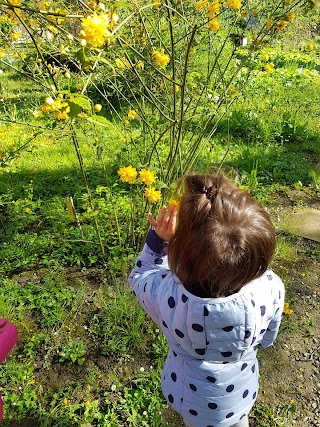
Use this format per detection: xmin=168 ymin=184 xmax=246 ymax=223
xmin=168 ymin=174 xmax=276 ymax=297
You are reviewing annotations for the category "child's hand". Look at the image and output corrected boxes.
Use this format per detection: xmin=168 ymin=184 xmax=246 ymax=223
xmin=148 ymin=205 xmax=177 ymax=242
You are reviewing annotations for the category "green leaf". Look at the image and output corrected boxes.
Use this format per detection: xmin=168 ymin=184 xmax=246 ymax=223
xmin=70 ymin=94 xmax=91 ymax=110
xmin=86 ymin=115 xmax=113 ymax=128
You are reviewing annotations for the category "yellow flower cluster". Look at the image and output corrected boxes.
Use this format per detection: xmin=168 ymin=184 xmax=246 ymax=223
xmin=117 ymin=166 xmax=161 ymax=202
xmin=283 ymin=302 xmax=293 ymax=315
xmin=80 ymin=12 xmax=112 ymax=47
xmin=39 ymin=96 xmax=70 ymax=120
xmin=144 ymin=187 xmax=161 ymax=203
xmin=127 ymin=109 xmax=138 ymax=120
xmin=118 ymin=166 xmax=138 ymax=183
xmin=274 ymin=20 xmax=288 ymax=32
xmin=264 ymin=63 xmax=274 ymax=73
xmin=306 ymin=42 xmax=314 ymax=51
xmin=139 ymin=168 xmax=156 ymax=186
xmin=195 ymin=0 xmax=208 ymax=11
xmin=287 ymin=11 xmax=295 ymax=21
xmin=152 ymin=48 xmax=170 ymax=67
xmin=224 ymin=0 xmax=242 ymax=9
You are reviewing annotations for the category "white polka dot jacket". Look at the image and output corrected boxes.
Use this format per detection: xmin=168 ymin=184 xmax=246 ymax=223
xmin=128 ymin=229 xmax=285 ymax=427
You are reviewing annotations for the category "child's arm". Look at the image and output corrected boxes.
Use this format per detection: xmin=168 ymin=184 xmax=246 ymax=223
xmin=128 ymin=206 xmax=177 ymax=323
xmin=260 ymin=277 xmax=285 ymax=348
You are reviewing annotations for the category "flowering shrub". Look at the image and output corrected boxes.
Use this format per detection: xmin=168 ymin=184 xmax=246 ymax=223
xmin=0 ymin=0 xmax=318 ymax=248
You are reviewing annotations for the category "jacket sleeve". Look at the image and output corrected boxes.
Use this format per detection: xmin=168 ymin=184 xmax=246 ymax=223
xmin=260 ymin=277 xmax=285 ymax=348
xmin=128 ymin=229 xmax=170 ymax=324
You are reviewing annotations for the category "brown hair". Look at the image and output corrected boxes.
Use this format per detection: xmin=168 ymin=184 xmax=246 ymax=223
xmin=168 ymin=174 xmax=276 ymax=298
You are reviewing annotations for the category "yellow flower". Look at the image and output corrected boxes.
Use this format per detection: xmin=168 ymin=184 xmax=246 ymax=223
xmin=275 ymin=20 xmax=288 ymax=32
xmin=94 ymin=104 xmax=102 ymax=112
xmin=25 ymin=207 xmax=32 ymax=214
xmin=266 ymin=20 xmax=273 ymax=29
xmin=311 ymin=0 xmax=317 ymax=7
xmin=153 ymin=0 xmax=161 ymax=9
xmin=224 ymin=0 xmax=242 ymax=9
xmin=208 ymin=18 xmax=219 ymax=32
xmin=55 ymin=111 xmax=69 ymax=120
xmin=251 ymin=9 xmax=257 ymax=15
xmin=128 ymin=109 xmax=138 ymax=120
xmin=0 ymin=51 xmax=4 ymax=59
xmin=283 ymin=302 xmax=293 ymax=315
xmin=144 ymin=187 xmax=161 ymax=203
xmin=264 ymin=63 xmax=274 ymax=72
xmin=9 ymin=0 xmax=21 ymax=5
xmin=306 ymin=42 xmax=314 ymax=51
xmin=139 ymin=168 xmax=156 ymax=186
xmin=194 ymin=0 xmax=208 ymax=11
xmin=152 ymin=48 xmax=170 ymax=67
xmin=118 ymin=166 xmax=138 ymax=183
xmin=81 ymin=12 xmax=111 ymax=47
xmin=262 ymin=54 xmax=269 ymax=62
xmin=84 ymin=401 xmax=90 ymax=408
xmin=9 ymin=32 xmax=21 ymax=41
xmin=241 ymin=10 xmax=248 ymax=17
xmin=115 ymin=57 xmax=132 ymax=70
xmin=63 ymin=397 xmax=68 ymax=405
xmin=168 ymin=199 xmax=180 ymax=208
xmin=47 ymin=25 xmax=58 ymax=35
xmin=208 ymin=1 xmax=222 ymax=17
xmin=136 ymin=60 xmax=144 ymax=69
xmin=286 ymin=11 xmax=295 ymax=21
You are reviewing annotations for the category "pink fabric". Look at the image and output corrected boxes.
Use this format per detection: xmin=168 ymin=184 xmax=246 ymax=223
xmin=0 ymin=318 xmax=18 ymax=364
xmin=0 ymin=318 xmax=18 ymax=423
xmin=0 ymin=393 xmax=2 ymax=422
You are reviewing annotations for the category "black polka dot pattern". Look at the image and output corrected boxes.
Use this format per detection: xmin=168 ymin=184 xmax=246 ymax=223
xmin=226 ymin=412 xmax=234 ymax=418
xmin=195 ymin=348 xmax=205 ymax=355
xmin=168 ymin=297 xmax=175 ymax=308
xmin=162 ymin=274 xmax=167 ymax=279
xmin=208 ymin=402 xmax=218 ymax=409
xmin=143 ymin=283 xmax=147 ymax=292
xmin=175 ymin=329 xmax=184 ymax=338
xmin=204 ymin=306 xmax=209 ymax=316
xmin=154 ymin=258 xmax=163 ymax=264
xmin=136 ymin=260 xmax=142 ymax=267
xmin=253 ymin=391 xmax=257 ymax=399
xmin=206 ymin=376 xmax=216 ymax=383
xmin=189 ymin=383 xmax=197 ymax=392
xmin=252 ymin=364 xmax=256 ymax=373
xmin=251 ymin=299 xmax=255 ymax=307
xmin=260 ymin=329 xmax=266 ymax=334
xmin=222 ymin=326 xmax=233 ymax=332
xmin=162 ymin=320 xmax=168 ymax=328
xmin=171 ymin=372 xmax=177 ymax=382
xmin=244 ymin=330 xmax=251 ymax=338
xmin=189 ymin=409 xmax=198 ymax=416
xmin=267 ymin=274 xmax=272 ymax=280
xmin=241 ymin=363 xmax=247 ymax=371
xmin=168 ymin=394 xmax=174 ymax=403
xmin=243 ymin=389 xmax=249 ymax=398
xmin=181 ymin=294 xmax=188 ymax=303
xmin=226 ymin=385 xmax=234 ymax=392
xmin=221 ymin=351 xmax=232 ymax=357
xmin=260 ymin=305 xmax=266 ymax=316
xmin=173 ymin=351 xmax=177 ymax=357
xmin=192 ymin=323 xmax=204 ymax=332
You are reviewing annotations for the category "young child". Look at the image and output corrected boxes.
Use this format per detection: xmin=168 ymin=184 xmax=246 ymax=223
xmin=128 ymin=174 xmax=284 ymax=427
